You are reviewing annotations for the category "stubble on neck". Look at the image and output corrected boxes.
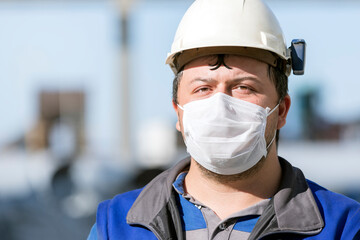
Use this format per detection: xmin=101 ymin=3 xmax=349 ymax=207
xmin=194 ymin=156 xmax=266 ymax=184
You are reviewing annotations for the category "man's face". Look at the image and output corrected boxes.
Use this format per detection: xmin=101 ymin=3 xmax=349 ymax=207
xmin=173 ymin=55 xmax=290 ymax=146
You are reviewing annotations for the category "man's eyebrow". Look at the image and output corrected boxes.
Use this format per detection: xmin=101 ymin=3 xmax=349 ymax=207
xmin=189 ymin=76 xmax=262 ymax=85
xmin=189 ymin=78 xmax=217 ymax=84
xmin=231 ymin=76 xmax=262 ymax=84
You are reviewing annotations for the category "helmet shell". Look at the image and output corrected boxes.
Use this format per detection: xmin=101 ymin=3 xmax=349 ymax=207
xmin=166 ymin=0 xmax=289 ymax=74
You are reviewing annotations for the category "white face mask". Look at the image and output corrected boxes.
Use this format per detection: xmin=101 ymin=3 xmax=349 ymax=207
xmin=178 ymin=92 xmax=278 ymax=175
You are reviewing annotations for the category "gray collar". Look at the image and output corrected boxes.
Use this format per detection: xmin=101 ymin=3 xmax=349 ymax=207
xmin=127 ymin=157 xmax=324 ymax=237
xmin=126 ymin=157 xmax=190 ymax=225
xmin=272 ymin=157 xmax=324 ymax=232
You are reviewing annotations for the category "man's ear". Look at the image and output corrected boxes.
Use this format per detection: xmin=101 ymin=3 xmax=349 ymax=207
xmin=172 ymin=100 xmax=181 ymax=132
xmin=277 ymin=94 xmax=291 ymax=129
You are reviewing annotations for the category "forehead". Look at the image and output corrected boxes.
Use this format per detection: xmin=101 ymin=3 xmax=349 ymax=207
xmin=182 ymin=55 xmax=270 ymax=81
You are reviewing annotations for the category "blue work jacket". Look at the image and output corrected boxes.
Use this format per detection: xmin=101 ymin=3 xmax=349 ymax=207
xmin=90 ymin=157 xmax=360 ymax=240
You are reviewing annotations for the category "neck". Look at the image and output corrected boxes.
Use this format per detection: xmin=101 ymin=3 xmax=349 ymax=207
xmin=184 ymin=145 xmax=282 ymax=219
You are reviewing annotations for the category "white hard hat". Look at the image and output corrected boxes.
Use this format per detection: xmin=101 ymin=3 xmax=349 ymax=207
xmin=166 ymin=0 xmax=293 ymax=75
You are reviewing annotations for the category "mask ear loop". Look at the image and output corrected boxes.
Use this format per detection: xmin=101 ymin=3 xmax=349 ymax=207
xmin=177 ymin=104 xmax=184 ymax=110
xmin=267 ymin=102 xmax=280 ymax=116
xmin=266 ymin=130 xmax=277 ymax=150
xmin=266 ymin=101 xmax=281 ymax=150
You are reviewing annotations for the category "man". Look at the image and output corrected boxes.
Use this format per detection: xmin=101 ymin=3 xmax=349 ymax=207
xmin=88 ymin=0 xmax=360 ymax=239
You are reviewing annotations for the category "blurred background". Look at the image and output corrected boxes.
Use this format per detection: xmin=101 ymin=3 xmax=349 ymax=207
xmin=0 ymin=0 xmax=359 ymax=239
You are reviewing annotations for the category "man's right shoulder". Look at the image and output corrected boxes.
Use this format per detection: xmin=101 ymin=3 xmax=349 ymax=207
xmin=98 ymin=188 xmax=143 ymax=218
xmin=95 ymin=188 xmax=149 ymax=240
xmin=97 ymin=189 xmax=143 ymax=227
xmin=90 ymin=187 xmax=162 ymax=240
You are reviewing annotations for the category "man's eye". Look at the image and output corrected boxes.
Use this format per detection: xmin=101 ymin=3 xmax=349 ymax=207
xmin=195 ymin=87 xmax=210 ymax=93
xmin=239 ymin=85 xmax=250 ymax=90
xmin=235 ymin=85 xmax=253 ymax=93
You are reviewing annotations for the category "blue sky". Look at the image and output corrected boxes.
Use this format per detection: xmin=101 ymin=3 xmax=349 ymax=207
xmin=0 ymin=0 xmax=359 ymax=153
xmin=272 ymin=1 xmax=360 ymax=122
